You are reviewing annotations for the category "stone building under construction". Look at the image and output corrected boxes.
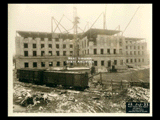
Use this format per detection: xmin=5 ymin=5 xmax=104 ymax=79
xmin=15 ymin=28 xmax=148 ymax=71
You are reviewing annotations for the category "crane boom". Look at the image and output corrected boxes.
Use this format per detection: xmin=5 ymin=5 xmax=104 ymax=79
xmin=122 ymin=6 xmax=140 ymax=36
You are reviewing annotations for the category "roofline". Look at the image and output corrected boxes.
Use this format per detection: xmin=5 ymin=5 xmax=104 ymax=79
xmin=17 ymin=28 xmax=121 ymax=37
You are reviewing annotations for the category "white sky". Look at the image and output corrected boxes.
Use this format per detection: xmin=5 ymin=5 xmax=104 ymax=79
xmin=8 ymin=4 xmax=152 ymax=55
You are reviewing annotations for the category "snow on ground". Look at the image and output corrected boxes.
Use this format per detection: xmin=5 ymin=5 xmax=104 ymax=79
xmin=13 ymin=81 xmax=150 ymax=113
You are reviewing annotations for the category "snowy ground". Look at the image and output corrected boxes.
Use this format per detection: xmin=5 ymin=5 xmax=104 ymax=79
xmin=13 ymin=81 xmax=150 ymax=113
xmin=12 ymin=67 xmax=150 ymax=113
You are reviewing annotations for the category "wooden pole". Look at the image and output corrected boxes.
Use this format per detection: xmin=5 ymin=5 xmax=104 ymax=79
xmin=100 ymin=72 xmax=102 ymax=85
xmin=121 ymin=80 xmax=123 ymax=90
xmin=111 ymin=79 xmax=113 ymax=96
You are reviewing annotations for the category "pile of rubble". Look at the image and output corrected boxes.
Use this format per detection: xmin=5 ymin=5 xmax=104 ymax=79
xmin=126 ymin=86 xmax=150 ymax=102
xmin=13 ymin=82 xmax=150 ymax=113
xmin=13 ymin=84 xmax=48 ymax=111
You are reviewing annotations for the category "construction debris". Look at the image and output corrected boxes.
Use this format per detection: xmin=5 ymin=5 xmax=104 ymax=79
xmin=13 ymin=80 xmax=150 ymax=113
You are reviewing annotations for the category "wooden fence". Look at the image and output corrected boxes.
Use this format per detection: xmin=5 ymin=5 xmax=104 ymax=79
xmin=130 ymin=81 xmax=150 ymax=89
xmin=90 ymin=72 xmax=149 ymax=95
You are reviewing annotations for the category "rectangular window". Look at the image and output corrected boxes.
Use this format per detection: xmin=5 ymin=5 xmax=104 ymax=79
xmin=56 ymin=44 xmax=59 ymax=49
xmin=93 ymin=40 xmax=97 ymax=46
xmin=41 ymin=62 xmax=45 ymax=67
xmin=139 ymin=59 xmax=141 ymax=62
xmin=33 ymin=51 xmax=37 ymax=56
xmin=55 ymin=38 xmax=59 ymax=42
xmin=135 ymin=59 xmax=137 ymax=63
xmin=94 ymin=61 xmax=97 ymax=66
xmin=94 ymin=49 xmax=97 ymax=54
xmin=108 ymin=60 xmax=111 ymax=67
xmin=88 ymin=49 xmax=89 ymax=54
xmin=120 ymin=60 xmax=123 ymax=65
xmin=33 ymin=44 xmax=36 ymax=48
xmin=126 ymin=46 xmax=128 ymax=49
xmin=119 ymin=49 xmax=122 ymax=54
xmin=48 ymin=38 xmax=52 ymax=41
xmin=130 ymin=46 xmax=132 ymax=49
xmin=63 ymin=44 xmax=66 ymax=49
xmin=130 ymin=59 xmax=132 ymax=63
xmin=119 ymin=41 xmax=122 ymax=46
xmin=114 ymin=49 xmax=116 ymax=54
xmin=101 ymin=61 xmax=104 ymax=66
xmin=33 ymin=62 xmax=37 ymax=67
xmin=49 ymin=51 xmax=52 ymax=56
xmin=24 ymin=43 xmax=28 ymax=48
xmin=142 ymin=46 xmax=144 ymax=49
xmin=134 ymin=51 xmax=136 ymax=55
xmin=101 ymin=49 xmax=104 ymax=54
xmin=126 ymin=51 xmax=128 ymax=55
xmin=142 ymin=51 xmax=144 ymax=55
xmin=107 ymin=49 xmax=110 ymax=54
xmin=24 ymin=51 xmax=28 ymax=57
xmin=114 ymin=60 xmax=117 ymax=65
xmin=70 ymin=44 xmax=73 ymax=48
xmin=138 ymin=51 xmax=140 ymax=55
xmin=56 ymin=51 xmax=59 ymax=56
xmin=134 ymin=46 xmax=136 ymax=49
xmin=24 ymin=62 xmax=29 ymax=68
xmin=70 ymin=51 xmax=73 ymax=56
xmin=138 ymin=46 xmax=140 ymax=49
xmin=142 ymin=58 xmax=144 ymax=62
xmin=70 ymin=63 xmax=73 ymax=66
xmin=63 ymin=61 xmax=67 ymax=66
xmin=130 ymin=51 xmax=132 ymax=55
xmin=56 ymin=61 xmax=60 ymax=66
xmin=63 ymin=51 xmax=66 ymax=56
xmin=41 ymin=51 xmax=45 ymax=56
xmin=126 ymin=59 xmax=128 ymax=63
xmin=49 ymin=62 xmax=53 ymax=67
xmin=48 ymin=44 xmax=52 ymax=48
xmin=41 ymin=44 xmax=44 ymax=48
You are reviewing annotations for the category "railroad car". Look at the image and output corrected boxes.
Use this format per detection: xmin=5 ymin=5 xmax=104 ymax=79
xmin=43 ymin=71 xmax=89 ymax=90
xmin=17 ymin=69 xmax=44 ymax=85
xmin=16 ymin=69 xmax=89 ymax=90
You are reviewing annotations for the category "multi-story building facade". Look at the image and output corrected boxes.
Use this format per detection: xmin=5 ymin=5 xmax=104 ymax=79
xmin=15 ymin=29 xmax=148 ymax=70
xmin=15 ymin=31 xmax=75 ymax=69
xmin=79 ymin=29 xmax=148 ymax=70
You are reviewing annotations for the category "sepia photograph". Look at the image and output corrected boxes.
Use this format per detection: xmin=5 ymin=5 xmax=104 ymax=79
xmin=8 ymin=3 xmax=152 ymax=116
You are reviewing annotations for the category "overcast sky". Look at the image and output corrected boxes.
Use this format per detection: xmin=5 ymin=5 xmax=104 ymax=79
xmin=8 ymin=4 xmax=152 ymax=55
